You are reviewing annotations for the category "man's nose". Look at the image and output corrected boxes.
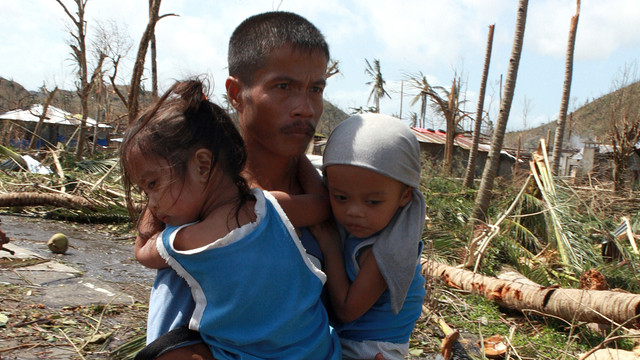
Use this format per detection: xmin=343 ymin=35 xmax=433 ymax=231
xmin=291 ymin=92 xmax=316 ymax=119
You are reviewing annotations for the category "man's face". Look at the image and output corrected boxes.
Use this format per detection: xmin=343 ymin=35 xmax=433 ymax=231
xmin=232 ymin=45 xmax=328 ymax=159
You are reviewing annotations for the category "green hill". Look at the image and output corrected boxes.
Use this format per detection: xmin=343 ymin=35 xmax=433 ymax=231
xmin=317 ymin=100 xmax=349 ymax=137
xmin=504 ymin=80 xmax=640 ymax=150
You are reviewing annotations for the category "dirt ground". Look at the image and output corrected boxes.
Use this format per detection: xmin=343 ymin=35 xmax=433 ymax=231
xmin=0 ymin=213 xmax=464 ymax=360
xmin=0 ymin=213 xmax=153 ymax=360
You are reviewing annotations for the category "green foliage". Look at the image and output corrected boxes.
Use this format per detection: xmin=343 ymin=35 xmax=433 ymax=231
xmin=75 ymin=157 xmax=119 ymax=174
xmin=438 ymin=293 xmax=630 ymax=359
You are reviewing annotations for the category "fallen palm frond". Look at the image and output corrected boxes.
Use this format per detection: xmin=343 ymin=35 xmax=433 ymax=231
xmin=466 ymin=174 xmax=533 ymax=271
xmin=110 ymin=334 xmax=146 ymax=360
xmin=530 ymin=140 xmax=583 ymax=274
xmin=0 ymin=144 xmax=29 ymax=171
xmin=76 ymin=157 xmax=119 ymax=174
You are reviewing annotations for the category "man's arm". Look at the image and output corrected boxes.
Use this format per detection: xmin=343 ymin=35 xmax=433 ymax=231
xmin=134 ymin=208 xmax=168 ymax=269
xmin=271 ymin=155 xmax=331 ymax=227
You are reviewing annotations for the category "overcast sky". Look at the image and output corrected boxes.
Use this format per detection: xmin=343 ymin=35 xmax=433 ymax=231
xmin=1 ymin=0 xmax=639 ymax=132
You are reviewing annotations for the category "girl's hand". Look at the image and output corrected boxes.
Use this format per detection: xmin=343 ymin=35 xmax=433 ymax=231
xmin=134 ymin=208 xmax=168 ymax=269
xmin=137 ymin=208 xmax=164 ymax=242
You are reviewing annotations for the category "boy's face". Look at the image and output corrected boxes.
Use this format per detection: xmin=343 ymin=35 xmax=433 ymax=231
xmin=325 ymin=165 xmax=412 ymax=239
xmin=229 ymin=45 xmax=328 ymax=159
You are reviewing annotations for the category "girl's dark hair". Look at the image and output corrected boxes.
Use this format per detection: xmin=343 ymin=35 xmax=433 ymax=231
xmin=120 ymin=79 xmax=253 ymax=226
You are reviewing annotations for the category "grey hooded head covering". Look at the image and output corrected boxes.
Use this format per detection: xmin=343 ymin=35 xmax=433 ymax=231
xmin=322 ymin=113 xmax=425 ymax=314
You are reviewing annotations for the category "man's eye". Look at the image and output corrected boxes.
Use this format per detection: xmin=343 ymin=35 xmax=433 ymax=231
xmin=333 ymin=194 xmax=346 ymax=201
xmin=366 ymin=200 xmax=381 ymax=205
xmin=277 ymin=83 xmax=289 ymax=90
xmin=311 ymin=86 xmax=324 ymax=94
xmin=147 ymin=180 xmax=156 ymax=190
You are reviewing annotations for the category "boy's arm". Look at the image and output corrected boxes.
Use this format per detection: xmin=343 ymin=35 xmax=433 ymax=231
xmin=311 ymin=220 xmax=387 ymax=323
xmin=134 ymin=208 xmax=168 ymax=269
xmin=271 ymin=155 xmax=331 ymax=227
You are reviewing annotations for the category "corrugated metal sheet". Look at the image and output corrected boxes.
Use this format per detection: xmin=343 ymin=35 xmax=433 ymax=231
xmin=0 ymin=104 xmax=111 ymax=128
xmin=411 ymin=127 xmax=490 ymax=152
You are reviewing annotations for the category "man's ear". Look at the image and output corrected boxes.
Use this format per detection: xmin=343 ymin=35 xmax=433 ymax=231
xmin=400 ymin=186 xmax=413 ymax=207
xmin=225 ymin=76 xmax=243 ymax=112
xmin=192 ymin=148 xmax=213 ymax=182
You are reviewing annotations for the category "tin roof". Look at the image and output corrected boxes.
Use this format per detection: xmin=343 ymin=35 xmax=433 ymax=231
xmin=411 ymin=127 xmax=491 ymax=152
xmin=0 ymin=104 xmax=111 ymax=128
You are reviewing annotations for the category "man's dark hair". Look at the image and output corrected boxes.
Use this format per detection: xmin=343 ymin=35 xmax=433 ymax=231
xmin=228 ymin=11 xmax=330 ymax=85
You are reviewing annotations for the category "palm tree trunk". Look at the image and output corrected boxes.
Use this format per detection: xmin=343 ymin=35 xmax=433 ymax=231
xmin=469 ymin=0 xmax=528 ymax=267
xmin=422 ymin=258 xmax=640 ymax=327
xmin=128 ymin=0 xmax=162 ymax=124
xmin=0 ymin=192 xmax=94 ymax=210
xmin=551 ymin=1 xmax=580 ymax=175
xmin=463 ymin=25 xmax=495 ymax=189
xmin=442 ymin=81 xmax=457 ymax=176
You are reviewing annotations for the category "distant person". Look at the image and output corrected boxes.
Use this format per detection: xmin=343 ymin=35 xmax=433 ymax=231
xmin=629 ymin=148 xmax=640 ymax=191
xmin=314 ymin=114 xmax=427 ymax=360
xmin=120 ymin=79 xmax=340 ymax=360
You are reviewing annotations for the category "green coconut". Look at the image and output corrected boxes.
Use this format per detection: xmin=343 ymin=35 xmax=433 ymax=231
xmin=47 ymin=233 xmax=69 ymax=254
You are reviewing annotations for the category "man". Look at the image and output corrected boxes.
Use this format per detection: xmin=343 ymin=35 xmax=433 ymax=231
xmin=135 ymin=11 xmax=334 ymax=360
xmin=226 ymin=10 xmax=332 ymax=266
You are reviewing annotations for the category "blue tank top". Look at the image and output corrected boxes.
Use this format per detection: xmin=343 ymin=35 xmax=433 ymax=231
xmin=158 ymin=190 xmax=341 ymax=359
xmin=334 ymin=235 xmax=425 ymax=343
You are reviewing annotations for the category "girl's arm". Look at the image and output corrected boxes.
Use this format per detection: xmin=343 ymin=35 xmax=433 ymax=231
xmin=271 ymin=155 xmax=331 ymax=227
xmin=311 ymin=220 xmax=387 ymax=323
xmin=134 ymin=208 xmax=168 ymax=269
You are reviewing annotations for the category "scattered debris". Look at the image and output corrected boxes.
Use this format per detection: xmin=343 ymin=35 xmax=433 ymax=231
xmin=580 ymin=269 xmax=609 ymax=290
xmin=479 ymin=334 xmax=508 ymax=359
xmin=47 ymin=233 xmax=69 ymax=254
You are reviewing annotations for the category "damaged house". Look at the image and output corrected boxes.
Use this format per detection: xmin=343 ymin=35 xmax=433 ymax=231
xmin=0 ymin=104 xmax=112 ymax=149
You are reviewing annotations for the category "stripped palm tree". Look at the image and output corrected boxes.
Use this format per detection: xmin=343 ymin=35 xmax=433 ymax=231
xmin=364 ymin=58 xmax=391 ymax=113
xmin=468 ymin=0 xmax=529 ymax=267
xmin=463 ymin=24 xmax=495 ymax=188
xmin=551 ymin=0 xmax=580 ymax=175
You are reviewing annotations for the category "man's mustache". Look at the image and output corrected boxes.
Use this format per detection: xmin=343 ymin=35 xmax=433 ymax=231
xmin=281 ymin=122 xmax=315 ymax=137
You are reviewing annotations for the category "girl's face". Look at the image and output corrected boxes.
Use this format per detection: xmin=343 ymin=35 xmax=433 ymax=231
xmin=325 ymin=165 xmax=412 ymax=239
xmin=129 ymin=150 xmax=207 ymax=226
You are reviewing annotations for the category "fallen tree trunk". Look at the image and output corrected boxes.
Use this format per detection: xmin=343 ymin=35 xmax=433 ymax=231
xmin=0 ymin=192 xmax=95 ymax=210
xmin=421 ymin=258 xmax=640 ymax=328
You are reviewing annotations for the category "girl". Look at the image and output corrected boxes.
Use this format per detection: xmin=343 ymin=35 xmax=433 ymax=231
xmin=120 ymin=79 xmax=340 ymax=359
xmin=315 ymin=113 xmax=427 ymax=360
